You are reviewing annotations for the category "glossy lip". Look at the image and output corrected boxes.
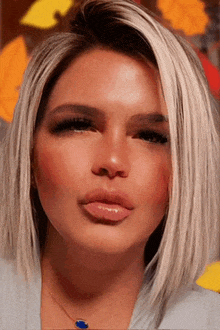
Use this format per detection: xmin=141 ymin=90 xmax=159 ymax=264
xmin=79 ymin=188 xmax=134 ymax=224
xmin=79 ymin=188 xmax=135 ymax=210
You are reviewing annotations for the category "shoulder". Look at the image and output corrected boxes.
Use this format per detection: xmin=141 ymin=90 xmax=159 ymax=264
xmin=159 ymin=284 xmax=220 ymax=329
xmin=0 ymin=257 xmax=41 ymax=330
xmin=0 ymin=257 xmax=30 ymax=291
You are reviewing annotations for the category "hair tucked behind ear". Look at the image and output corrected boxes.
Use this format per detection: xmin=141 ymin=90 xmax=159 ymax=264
xmin=0 ymin=0 xmax=219 ymax=328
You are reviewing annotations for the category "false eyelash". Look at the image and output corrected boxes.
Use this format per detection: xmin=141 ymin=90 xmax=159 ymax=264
xmin=137 ymin=130 xmax=168 ymax=144
xmin=51 ymin=118 xmax=168 ymax=145
xmin=51 ymin=118 xmax=95 ymax=134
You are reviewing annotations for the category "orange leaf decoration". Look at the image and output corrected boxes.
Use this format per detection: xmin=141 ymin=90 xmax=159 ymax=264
xmin=0 ymin=36 xmax=29 ymax=122
xmin=197 ymin=51 xmax=220 ymax=99
xmin=20 ymin=0 xmax=73 ymax=29
xmin=157 ymin=0 xmax=209 ymax=35
xmin=196 ymin=262 xmax=220 ymax=293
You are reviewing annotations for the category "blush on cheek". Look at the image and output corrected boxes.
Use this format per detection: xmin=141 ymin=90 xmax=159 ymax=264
xmin=35 ymin=155 xmax=61 ymax=188
xmin=151 ymin=154 xmax=171 ymax=205
xmin=34 ymin=148 xmax=73 ymax=189
xmin=154 ymin=170 xmax=170 ymax=205
xmin=134 ymin=159 xmax=170 ymax=207
xmin=34 ymin=138 xmax=93 ymax=190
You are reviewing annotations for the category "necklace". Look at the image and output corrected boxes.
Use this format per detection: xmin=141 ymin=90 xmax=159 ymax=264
xmin=45 ymin=284 xmax=89 ymax=329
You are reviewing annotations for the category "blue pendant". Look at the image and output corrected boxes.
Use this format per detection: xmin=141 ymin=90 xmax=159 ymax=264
xmin=75 ymin=320 xmax=89 ymax=329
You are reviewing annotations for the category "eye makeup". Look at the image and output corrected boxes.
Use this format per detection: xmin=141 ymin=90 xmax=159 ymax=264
xmin=50 ymin=117 xmax=96 ymax=134
xmin=48 ymin=115 xmax=169 ymax=146
xmin=45 ymin=103 xmax=169 ymax=146
xmin=135 ymin=130 xmax=168 ymax=144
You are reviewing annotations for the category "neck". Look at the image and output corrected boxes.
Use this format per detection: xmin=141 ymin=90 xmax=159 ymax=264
xmin=41 ymin=223 xmax=146 ymax=329
xmin=41 ymin=223 xmax=145 ymax=298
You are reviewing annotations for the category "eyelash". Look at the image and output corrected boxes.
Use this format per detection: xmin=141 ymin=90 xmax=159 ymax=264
xmin=52 ymin=118 xmax=95 ymax=133
xmin=136 ymin=131 xmax=168 ymax=144
xmin=51 ymin=118 xmax=168 ymax=145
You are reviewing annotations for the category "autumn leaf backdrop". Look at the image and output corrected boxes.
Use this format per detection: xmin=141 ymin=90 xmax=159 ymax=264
xmin=0 ymin=0 xmax=219 ymax=292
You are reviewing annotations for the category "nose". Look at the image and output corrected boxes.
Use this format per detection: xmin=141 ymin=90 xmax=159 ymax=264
xmin=91 ymin=132 xmax=131 ymax=179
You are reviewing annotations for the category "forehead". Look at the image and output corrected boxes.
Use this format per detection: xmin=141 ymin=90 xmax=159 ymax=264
xmin=46 ymin=48 xmax=167 ymax=119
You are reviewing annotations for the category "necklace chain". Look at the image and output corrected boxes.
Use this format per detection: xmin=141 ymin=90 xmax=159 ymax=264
xmin=45 ymin=284 xmax=89 ymax=329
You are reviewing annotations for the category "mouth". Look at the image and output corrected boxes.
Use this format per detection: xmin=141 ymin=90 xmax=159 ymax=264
xmin=79 ymin=189 xmax=134 ymax=223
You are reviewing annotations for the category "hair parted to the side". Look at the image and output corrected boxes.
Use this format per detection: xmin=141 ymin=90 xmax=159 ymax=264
xmin=0 ymin=0 xmax=219 ymax=328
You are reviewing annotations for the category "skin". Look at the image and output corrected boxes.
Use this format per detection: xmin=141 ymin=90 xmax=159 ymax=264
xmin=33 ymin=48 xmax=171 ymax=329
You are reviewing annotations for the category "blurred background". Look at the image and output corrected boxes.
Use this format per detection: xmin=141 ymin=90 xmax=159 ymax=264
xmin=0 ymin=0 xmax=219 ymax=292
xmin=0 ymin=0 xmax=220 ymax=131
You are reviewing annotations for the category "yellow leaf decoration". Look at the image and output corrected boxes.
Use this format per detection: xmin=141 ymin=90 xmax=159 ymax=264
xmin=157 ymin=0 xmax=209 ymax=35
xmin=0 ymin=36 xmax=29 ymax=122
xmin=20 ymin=0 xmax=73 ymax=29
xmin=196 ymin=262 xmax=220 ymax=293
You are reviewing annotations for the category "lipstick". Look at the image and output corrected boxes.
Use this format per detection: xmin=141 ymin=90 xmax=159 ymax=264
xmin=79 ymin=188 xmax=134 ymax=223
xmin=83 ymin=202 xmax=132 ymax=221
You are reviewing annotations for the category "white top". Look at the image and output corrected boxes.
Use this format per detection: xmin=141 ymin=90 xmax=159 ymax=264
xmin=1 ymin=257 xmax=220 ymax=329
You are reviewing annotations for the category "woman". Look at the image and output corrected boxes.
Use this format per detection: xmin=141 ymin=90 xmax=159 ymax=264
xmin=0 ymin=0 xmax=220 ymax=329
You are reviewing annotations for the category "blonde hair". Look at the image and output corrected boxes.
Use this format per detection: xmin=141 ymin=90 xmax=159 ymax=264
xmin=0 ymin=0 xmax=219 ymax=327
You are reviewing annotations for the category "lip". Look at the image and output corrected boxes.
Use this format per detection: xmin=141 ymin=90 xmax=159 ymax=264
xmin=79 ymin=188 xmax=134 ymax=222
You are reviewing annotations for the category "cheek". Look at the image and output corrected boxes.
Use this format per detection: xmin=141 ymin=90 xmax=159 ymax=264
xmin=34 ymin=141 xmax=90 ymax=194
xmin=133 ymin=151 xmax=170 ymax=206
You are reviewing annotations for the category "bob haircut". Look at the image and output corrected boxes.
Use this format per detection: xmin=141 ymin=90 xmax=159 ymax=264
xmin=0 ymin=0 xmax=219 ymax=327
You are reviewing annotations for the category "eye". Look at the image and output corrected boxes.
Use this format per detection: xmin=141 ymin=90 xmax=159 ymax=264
xmin=136 ymin=130 xmax=168 ymax=144
xmin=51 ymin=118 xmax=96 ymax=134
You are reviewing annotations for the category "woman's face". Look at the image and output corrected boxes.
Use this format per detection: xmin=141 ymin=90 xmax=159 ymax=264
xmin=34 ymin=49 xmax=171 ymax=258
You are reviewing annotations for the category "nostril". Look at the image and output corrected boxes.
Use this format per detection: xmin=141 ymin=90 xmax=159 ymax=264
xmin=91 ymin=143 xmax=130 ymax=179
xmin=99 ymin=168 xmax=109 ymax=176
xmin=93 ymin=166 xmax=128 ymax=179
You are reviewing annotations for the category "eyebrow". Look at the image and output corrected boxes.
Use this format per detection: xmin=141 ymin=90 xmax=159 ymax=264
xmin=130 ymin=113 xmax=168 ymax=124
xmin=48 ymin=104 xmax=169 ymax=124
xmin=49 ymin=104 xmax=105 ymax=120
